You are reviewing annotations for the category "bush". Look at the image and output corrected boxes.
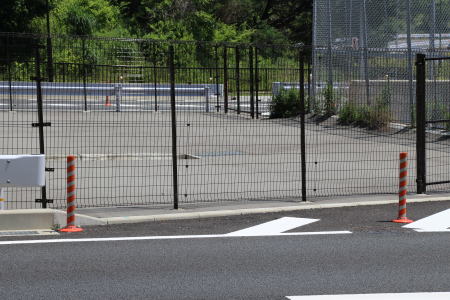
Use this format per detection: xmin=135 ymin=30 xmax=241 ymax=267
xmin=367 ymin=104 xmax=392 ymax=129
xmin=338 ymin=101 xmax=391 ymax=130
xmin=270 ymin=88 xmax=302 ymax=118
xmin=338 ymin=102 xmax=358 ymax=125
xmin=323 ymin=84 xmax=336 ymax=116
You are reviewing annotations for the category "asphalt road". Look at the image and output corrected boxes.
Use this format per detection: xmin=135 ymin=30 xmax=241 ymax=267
xmin=1 ymin=201 xmax=450 ymax=299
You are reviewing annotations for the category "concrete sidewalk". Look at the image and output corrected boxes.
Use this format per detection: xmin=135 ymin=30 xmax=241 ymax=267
xmin=1 ymin=192 xmax=450 ymax=231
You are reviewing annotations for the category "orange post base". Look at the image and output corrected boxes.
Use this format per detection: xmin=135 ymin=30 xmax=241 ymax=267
xmin=392 ymin=218 xmax=413 ymax=224
xmin=59 ymin=225 xmax=84 ymax=232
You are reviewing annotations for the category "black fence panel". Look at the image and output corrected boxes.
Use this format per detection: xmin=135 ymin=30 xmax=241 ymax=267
xmin=1 ymin=32 xmax=449 ymax=209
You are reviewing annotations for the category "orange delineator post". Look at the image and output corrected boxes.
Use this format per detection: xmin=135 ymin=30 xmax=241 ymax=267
xmin=392 ymin=152 xmax=413 ymax=224
xmin=60 ymin=155 xmax=83 ymax=232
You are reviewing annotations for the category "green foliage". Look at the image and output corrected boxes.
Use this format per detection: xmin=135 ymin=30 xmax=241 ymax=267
xmin=270 ymin=88 xmax=302 ymax=118
xmin=339 ymin=101 xmax=392 ymax=130
xmin=323 ymin=84 xmax=336 ymax=116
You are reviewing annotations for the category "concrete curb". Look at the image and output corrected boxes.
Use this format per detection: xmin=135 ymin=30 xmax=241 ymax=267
xmin=1 ymin=196 xmax=448 ymax=230
xmin=102 ymin=196 xmax=450 ymax=225
xmin=0 ymin=209 xmax=106 ymax=231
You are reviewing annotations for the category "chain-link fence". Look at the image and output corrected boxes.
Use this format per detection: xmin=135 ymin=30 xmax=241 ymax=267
xmin=312 ymin=0 xmax=450 ymax=124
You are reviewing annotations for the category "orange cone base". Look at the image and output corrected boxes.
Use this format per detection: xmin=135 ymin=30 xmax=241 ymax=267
xmin=392 ymin=218 xmax=414 ymax=224
xmin=59 ymin=225 xmax=84 ymax=232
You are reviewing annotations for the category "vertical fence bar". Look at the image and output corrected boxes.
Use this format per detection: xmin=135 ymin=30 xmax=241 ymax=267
xmin=299 ymin=48 xmax=307 ymax=202
xmin=153 ymin=46 xmax=158 ymax=112
xmin=406 ymin=0 xmax=414 ymax=123
xmin=215 ymin=45 xmax=220 ymax=112
xmin=34 ymin=44 xmax=50 ymax=208
xmin=82 ymin=38 xmax=88 ymax=111
xmin=255 ymin=46 xmax=259 ymax=119
xmin=249 ymin=46 xmax=255 ymax=119
xmin=6 ymin=35 xmax=13 ymax=111
xmin=169 ymin=45 xmax=179 ymax=209
xmin=223 ymin=46 xmax=228 ymax=113
xmin=416 ymin=53 xmax=427 ymax=194
xmin=236 ymin=46 xmax=241 ymax=114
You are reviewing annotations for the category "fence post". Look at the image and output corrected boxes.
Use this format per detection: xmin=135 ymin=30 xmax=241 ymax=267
xmin=6 ymin=35 xmax=13 ymax=111
xmin=249 ymin=46 xmax=255 ymax=119
xmin=33 ymin=44 xmax=52 ymax=208
xmin=82 ymin=38 xmax=88 ymax=111
xmin=153 ymin=44 xmax=158 ymax=112
xmin=299 ymin=47 xmax=307 ymax=202
xmin=255 ymin=46 xmax=259 ymax=119
xmin=205 ymin=87 xmax=210 ymax=112
xmin=214 ymin=45 xmax=220 ymax=112
xmin=169 ymin=45 xmax=179 ymax=209
xmin=235 ymin=46 xmax=241 ymax=114
xmin=223 ymin=46 xmax=228 ymax=114
xmin=416 ymin=53 xmax=427 ymax=194
xmin=115 ymin=83 xmax=122 ymax=112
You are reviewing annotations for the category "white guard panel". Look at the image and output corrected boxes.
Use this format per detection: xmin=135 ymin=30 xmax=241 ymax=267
xmin=0 ymin=155 xmax=45 ymax=187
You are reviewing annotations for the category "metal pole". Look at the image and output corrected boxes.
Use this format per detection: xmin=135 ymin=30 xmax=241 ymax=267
xmin=45 ymin=0 xmax=54 ymax=82
xmin=326 ymin=0 xmax=334 ymax=89
xmin=299 ymin=49 xmax=307 ymax=202
xmin=82 ymin=38 xmax=88 ymax=111
xmin=223 ymin=46 xmax=228 ymax=114
xmin=255 ymin=46 xmax=259 ymax=119
xmin=406 ymin=0 xmax=414 ymax=123
xmin=6 ymin=35 xmax=13 ymax=111
xmin=35 ymin=45 xmax=49 ymax=208
xmin=169 ymin=45 xmax=179 ymax=209
xmin=115 ymin=83 xmax=122 ymax=112
xmin=249 ymin=46 xmax=255 ymax=119
xmin=205 ymin=87 xmax=210 ymax=113
xmin=153 ymin=45 xmax=158 ymax=112
xmin=362 ymin=0 xmax=370 ymax=105
xmin=236 ymin=47 xmax=241 ymax=114
xmin=415 ymin=54 xmax=426 ymax=194
xmin=214 ymin=45 xmax=220 ymax=112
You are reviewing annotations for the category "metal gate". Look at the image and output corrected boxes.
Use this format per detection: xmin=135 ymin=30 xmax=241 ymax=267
xmin=416 ymin=53 xmax=450 ymax=194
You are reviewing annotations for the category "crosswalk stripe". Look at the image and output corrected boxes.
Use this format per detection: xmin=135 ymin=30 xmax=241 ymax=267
xmin=287 ymin=292 xmax=450 ymax=299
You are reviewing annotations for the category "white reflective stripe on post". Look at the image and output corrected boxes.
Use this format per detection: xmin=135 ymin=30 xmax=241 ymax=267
xmin=0 ymin=188 xmax=4 ymax=210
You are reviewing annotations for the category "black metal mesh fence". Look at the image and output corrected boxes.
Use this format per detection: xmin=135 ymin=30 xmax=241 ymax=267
xmin=0 ymin=33 xmax=449 ymax=209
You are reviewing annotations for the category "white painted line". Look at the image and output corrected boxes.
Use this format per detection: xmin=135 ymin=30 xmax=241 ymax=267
xmin=0 ymin=231 xmax=351 ymax=246
xmin=287 ymin=292 xmax=450 ymax=299
xmin=225 ymin=217 xmax=318 ymax=236
xmin=403 ymin=208 xmax=450 ymax=232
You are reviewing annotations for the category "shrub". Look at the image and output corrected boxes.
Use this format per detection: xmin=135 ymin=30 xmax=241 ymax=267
xmin=338 ymin=101 xmax=391 ymax=130
xmin=270 ymin=88 xmax=302 ymax=118
xmin=367 ymin=104 xmax=392 ymax=129
xmin=338 ymin=102 xmax=358 ymax=125
xmin=323 ymin=84 xmax=336 ymax=116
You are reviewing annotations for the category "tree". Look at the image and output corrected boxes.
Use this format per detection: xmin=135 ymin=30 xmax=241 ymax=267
xmin=0 ymin=0 xmax=47 ymax=32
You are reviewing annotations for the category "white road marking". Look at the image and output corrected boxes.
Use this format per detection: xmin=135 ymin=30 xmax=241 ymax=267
xmin=225 ymin=217 xmax=318 ymax=236
xmin=287 ymin=292 xmax=450 ymax=299
xmin=0 ymin=231 xmax=351 ymax=245
xmin=403 ymin=208 xmax=450 ymax=232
